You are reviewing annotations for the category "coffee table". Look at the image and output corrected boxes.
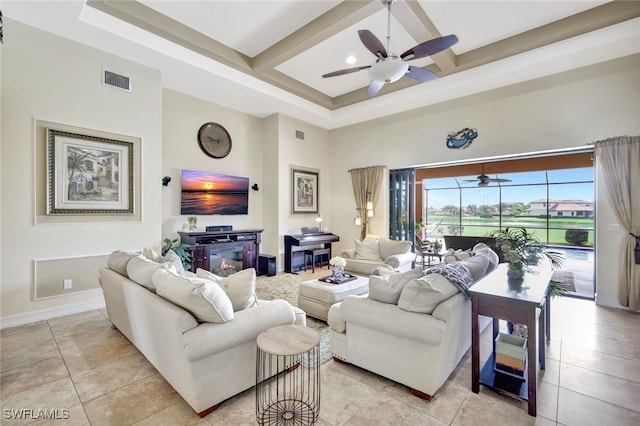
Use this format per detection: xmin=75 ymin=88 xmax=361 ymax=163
xmin=297 ymin=275 xmax=369 ymax=321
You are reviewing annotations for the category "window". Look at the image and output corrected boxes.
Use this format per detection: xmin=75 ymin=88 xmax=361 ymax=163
xmin=422 ymin=166 xmax=594 ymax=246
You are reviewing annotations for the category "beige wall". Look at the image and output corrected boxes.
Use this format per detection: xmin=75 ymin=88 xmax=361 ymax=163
xmin=1 ymin=19 xmax=162 ymax=322
xmin=327 ymin=55 xmax=640 ymax=309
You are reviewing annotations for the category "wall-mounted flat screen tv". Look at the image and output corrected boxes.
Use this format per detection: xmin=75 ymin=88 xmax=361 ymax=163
xmin=181 ymin=169 xmax=249 ymax=215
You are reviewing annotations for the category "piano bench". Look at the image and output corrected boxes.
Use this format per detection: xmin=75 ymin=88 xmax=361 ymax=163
xmin=303 ymin=248 xmax=331 ymax=273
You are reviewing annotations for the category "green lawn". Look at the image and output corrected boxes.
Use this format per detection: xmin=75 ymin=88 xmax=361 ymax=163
xmin=425 ymin=215 xmax=594 ymax=246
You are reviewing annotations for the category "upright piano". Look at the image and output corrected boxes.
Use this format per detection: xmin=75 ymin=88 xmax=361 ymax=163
xmin=284 ymin=232 xmax=340 ymax=273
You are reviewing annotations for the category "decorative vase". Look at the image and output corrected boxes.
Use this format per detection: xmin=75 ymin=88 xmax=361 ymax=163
xmin=506 ymin=266 xmax=525 ymax=280
xmin=332 ymin=265 xmax=344 ymax=281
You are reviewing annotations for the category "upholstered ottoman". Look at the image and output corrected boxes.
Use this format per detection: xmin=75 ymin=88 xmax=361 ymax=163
xmin=297 ymin=276 xmax=369 ymax=321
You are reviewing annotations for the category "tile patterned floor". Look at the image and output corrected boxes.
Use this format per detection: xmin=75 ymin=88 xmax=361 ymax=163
xmin=1 ymin=295 xmax=638 ymax=425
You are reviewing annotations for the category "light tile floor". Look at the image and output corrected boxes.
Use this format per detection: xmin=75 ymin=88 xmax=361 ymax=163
xmin=1 ymin=297 xmax=638 ymax=425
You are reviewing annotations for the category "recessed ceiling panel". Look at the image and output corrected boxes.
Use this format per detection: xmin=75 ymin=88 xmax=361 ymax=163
xmin=141 ymin=0 xmax=340 ymax=57
xmin=419 ymin=0 xmax=611 ymax=54
xmin=278 ymin=8 xmax=434 ymax=97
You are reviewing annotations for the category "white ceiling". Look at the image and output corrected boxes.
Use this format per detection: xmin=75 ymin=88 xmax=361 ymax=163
xmin=4 ymin=1 xmax=640 ymax=129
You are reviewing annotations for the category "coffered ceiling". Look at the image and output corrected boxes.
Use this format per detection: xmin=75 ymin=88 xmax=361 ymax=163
xmin=4 ymin=1 xmax=640 ymax=129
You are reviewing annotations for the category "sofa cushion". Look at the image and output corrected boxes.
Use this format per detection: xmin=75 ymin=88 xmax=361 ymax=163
xmin=107 ymin=251 xmax=137 ymax=277
xmin=126 ymin=255 xmax=169 ymax=291
xmin=444 ymin=249 xmax=473 ymax=264
xmin=354 ymin=238 xmax=380 ymax=260
xmin=460 ymin=255 xmax=490 ymax=281
xmin=196 ymin=268 xmax=258 ymax=312
xmin=397 ymin=273 xmax=459 ymax=314
xmin=424 ymin=263 xmax=474 ymax=296
xmin=378 ymin=239 xmax=412 ymax=260
xmin=368 ymin=267 xmax=423 ymax=304
xmin=472 ymin=242 xmax=500 ymax=271
xmin=153 ymin=269 xmax=234 ymax=323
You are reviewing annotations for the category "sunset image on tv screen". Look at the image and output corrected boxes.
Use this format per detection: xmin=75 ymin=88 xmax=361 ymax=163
xmin=181 ymin=170 xmax=249 ymax=215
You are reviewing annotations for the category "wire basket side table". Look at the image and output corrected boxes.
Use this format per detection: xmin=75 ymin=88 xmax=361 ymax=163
xmin=256 ymin=325 xmax=320 ymax=425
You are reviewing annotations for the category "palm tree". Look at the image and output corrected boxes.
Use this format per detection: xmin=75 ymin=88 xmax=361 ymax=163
xmin=67 ymin=147 xmax=91 ymax=198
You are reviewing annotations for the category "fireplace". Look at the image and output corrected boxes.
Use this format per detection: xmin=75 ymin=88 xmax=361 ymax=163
xmin=209 ymin=245 xmax=243 ymax=277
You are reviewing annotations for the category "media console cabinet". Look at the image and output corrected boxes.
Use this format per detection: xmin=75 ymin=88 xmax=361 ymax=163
xmin=179 ymin=229 xmax=264 ymax=275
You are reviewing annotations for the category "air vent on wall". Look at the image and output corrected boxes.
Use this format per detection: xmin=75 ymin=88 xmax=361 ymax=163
xmin=295 ymin=130 xmax=305 ymax=140
xmin=103 ymin=69 xmax=131 ymax=92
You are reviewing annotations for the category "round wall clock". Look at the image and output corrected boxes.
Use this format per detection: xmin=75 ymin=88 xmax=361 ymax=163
xmin=197 ymin=122 xmax=232 ymax=159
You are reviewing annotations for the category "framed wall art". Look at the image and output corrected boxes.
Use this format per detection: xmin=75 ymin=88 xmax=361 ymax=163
xmin=291 ymin=168 xmax=318 ymax=214
xmin=46 ymin=129 xmax=134 ymax=215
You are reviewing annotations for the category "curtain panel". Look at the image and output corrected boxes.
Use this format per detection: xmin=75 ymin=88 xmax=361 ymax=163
xmin=593 ymin=135 xmax=640 ymax=310
xmin=349 ymin=166 xmax=385 ymax=241
xmin=389 ymin=168 xmax=416 ymax=242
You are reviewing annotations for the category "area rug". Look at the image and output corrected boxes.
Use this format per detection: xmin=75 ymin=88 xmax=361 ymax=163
xmin=255 ymin=269 xmax=333 ymax=365
xmin=551 ymin=270 xmax=576 ymax=292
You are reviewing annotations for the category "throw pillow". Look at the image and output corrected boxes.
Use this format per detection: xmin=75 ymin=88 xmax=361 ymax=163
xmin=143 ymin=247 xmax=161 ymax=261
xmin=107 ymin=251 xmax=137 ymax=277
xmin=368 ymin=267 xmax=422 ymax=304
xmin=397 ymin=273 xmax=460 ymax=314
xmin=378 ymin=239 xmax=412 ymax=260
xmin=460 ymin=254 xmax=490 ymax=282
xmin=126 ymin=255 xmax=167 ymax=291
xmin=153 ymin=269 xmax=234 ymax=323
xmin=354 ymin=238 xmax=380 ymax=260
xmin=196 ymin=268 xmax=258 ymax=312
xmin=424 ymin=263 xmax=474 ymax=297
xmin=472 ymin=242 xmax=499 ymax=271
xmin=162 ymin=249 xmax=185 ymax=275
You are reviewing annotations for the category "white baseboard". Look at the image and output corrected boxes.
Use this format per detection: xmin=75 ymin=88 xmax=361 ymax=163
xmin=0 ymin=298 xmax=106 ymax=329
xmin=594 ymin=295 xmax=627 ymax=310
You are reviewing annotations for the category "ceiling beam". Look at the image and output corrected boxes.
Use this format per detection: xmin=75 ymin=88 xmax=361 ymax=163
xmin=391 ymin=0 xmax=456 ymax=73
xmin=252 ymin=0 xmax=381 ymax=71
xmin=87 ymin=0 xmax=252 ymax=70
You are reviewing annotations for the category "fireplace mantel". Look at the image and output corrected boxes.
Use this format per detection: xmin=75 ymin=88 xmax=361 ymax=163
xmin=179 ymin=229 xmax=264 ymax=274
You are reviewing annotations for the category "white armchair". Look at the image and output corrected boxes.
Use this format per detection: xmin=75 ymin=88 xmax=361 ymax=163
xmin=341 ymin=235 xmax=413 ymax=275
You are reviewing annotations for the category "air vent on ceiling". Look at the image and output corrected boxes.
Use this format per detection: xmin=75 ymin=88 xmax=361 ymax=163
xmin=103 ymin=69 xmax=131 ymax=92
xmin=295 ymin=130 xmax=305 ymax=140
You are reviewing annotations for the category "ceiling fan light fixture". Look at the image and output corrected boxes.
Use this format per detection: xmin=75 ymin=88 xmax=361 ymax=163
xmin=369 ymin=58 xmax=408 ymax=83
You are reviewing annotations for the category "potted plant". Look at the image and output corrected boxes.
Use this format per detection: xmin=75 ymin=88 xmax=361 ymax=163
xmin=491 ymin=227 xmax=564 ymax=279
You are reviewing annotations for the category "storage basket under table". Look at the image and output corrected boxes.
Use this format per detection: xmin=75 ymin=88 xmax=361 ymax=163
xmin=494 ymin=333 xmax=527 ymax=379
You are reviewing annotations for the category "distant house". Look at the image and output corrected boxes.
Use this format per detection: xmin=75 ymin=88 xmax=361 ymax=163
xmin=527 ymin=199 xmax=593 ymax=218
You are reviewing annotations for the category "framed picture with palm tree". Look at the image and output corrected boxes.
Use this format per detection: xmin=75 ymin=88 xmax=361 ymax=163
xmin=46 ymin=129 xmax=134 ymax=215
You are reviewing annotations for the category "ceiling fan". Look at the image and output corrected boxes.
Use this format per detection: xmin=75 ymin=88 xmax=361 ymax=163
xmin=463 ymin=164 xmax=512 ymax=187
xmin=322 ymin=0 xmax=459 ymax=96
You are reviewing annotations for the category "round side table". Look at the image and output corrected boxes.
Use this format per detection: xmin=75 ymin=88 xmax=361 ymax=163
xmin=256 ymin=325 xmax=321 ymax=425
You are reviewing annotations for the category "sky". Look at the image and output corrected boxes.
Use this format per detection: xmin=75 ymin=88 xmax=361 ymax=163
xmin=181 ymin=169 xmax=249 ymax=192
xmin=424 ymin=167 xmax=594 ymax=208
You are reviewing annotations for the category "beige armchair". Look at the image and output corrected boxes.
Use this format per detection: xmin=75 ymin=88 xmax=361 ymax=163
xmin=340 ymin=235 xmax=413 ymax=275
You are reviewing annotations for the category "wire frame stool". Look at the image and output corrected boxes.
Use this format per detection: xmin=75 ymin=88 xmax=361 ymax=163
xmin=256 ymin=325 xmax=321 ymax=425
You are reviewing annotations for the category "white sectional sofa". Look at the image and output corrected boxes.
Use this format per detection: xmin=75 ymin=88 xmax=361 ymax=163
xmin=340 ymin=234 xmax=414 ymax=275
xmin=328 ymin=243 xmax=498 ymax=400
xmin=99 ymin=251 xmax=305 ymax=416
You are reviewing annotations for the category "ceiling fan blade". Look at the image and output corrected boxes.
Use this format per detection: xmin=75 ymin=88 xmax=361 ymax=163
xmin=367 ymin=80 xmax=384 ymax=97
xmin=358 ymin=29 xmax=387 ymax=58
xmin=322 ymin=66 xmax=371 ymax=78
xmin=406 ymin=66 xmax=440 ymax=83
xmin=488 ymin=178 xmax=512 ymax=183
xmin=400 ymin=34 xmax=459 ymax=61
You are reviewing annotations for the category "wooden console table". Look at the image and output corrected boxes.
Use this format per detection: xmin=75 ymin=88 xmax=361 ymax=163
xmin=179 ymin=229 xmax=263 ymax=273
xmin=468 ymin=262 xmax=552 ymax=416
